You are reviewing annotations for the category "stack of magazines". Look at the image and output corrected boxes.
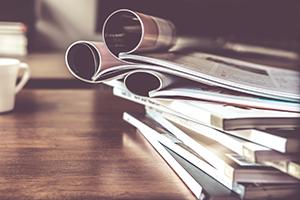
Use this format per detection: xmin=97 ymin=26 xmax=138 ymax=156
xmin=65 ymin=9 xmax=300 ymax=200
xmin=0 ymin=22 xmax=27 ymax=56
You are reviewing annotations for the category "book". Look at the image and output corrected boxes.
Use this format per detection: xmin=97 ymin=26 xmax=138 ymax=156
xmin=147 ymin=108 xmax=298 ymax=163
xmin=168 ymin=147 xmax=300 ymax=200
xmin=123 ymin=113 xmax=204 ymax=199
xmin=165 ymin=146 xmax=240 ymax=200
xmin=146 ymin=110 xmax=298 ymax=183
xmin=262 ymin=161 xmax=300 ymax=180
xmin=124 ymin=113 xmax=300 ymax=200
xmin=123 ymin=112 xmax=298 ymax=185
xmin=136 ymin=128 xmax=241 ymax=200
xmin=64 ymin=9 xmax=300 ymax=102
xmin=156 ymin=99 xmax=300 ymax=130
xmin=110 ymin=81 xmax=299 ymax=155
xmin=123 ymin=112 xmax=244 ymax=193
xmin=227 ymin=128 xmax=300 ymax=153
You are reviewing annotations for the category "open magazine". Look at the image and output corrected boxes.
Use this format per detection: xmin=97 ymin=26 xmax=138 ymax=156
xmin=65 ymin=9 xmax=300 ymax=104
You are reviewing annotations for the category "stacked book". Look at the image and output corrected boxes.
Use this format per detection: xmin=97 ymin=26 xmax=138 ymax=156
xmin=0 ymin=22 xmax=28 ymax=56
xmin=64 ymin=9 xmax=300 ymax=200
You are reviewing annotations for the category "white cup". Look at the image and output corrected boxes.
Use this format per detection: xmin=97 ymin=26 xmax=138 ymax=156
xmin=0 ymin=58 xmax=30 ymax=113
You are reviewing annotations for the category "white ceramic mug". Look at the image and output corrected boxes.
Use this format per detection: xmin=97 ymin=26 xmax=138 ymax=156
xmin=0 ymin=58 xmax=30 ymax=113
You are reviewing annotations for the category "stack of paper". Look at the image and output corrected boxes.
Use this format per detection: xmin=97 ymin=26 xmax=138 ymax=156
xmin=64 ymin=9 xmax=300 ymax=200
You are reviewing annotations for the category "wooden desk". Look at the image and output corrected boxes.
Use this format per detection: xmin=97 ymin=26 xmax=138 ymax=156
xmin=0 ymin=89 xmax=195 ymax=200
xmin=23 ymin=52 xmax=94 ymax=88
xmin=23 ymin=52 xmax=71 ymax=80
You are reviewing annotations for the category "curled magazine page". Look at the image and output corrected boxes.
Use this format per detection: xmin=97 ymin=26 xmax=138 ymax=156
xmin=65 ymin=9 xmax=176 ymax=83
xmin=124 ymin=70 xmax=177 ymax=97
xmin=65 ymin=41 xmax=126 ymax=83
xmin=65 ymin=8 xmax=300 ymax=103
xmin=121 ymin=52 xmax=300 ymax=102
xmin=103 ymin=9 xmax=176 ymax=57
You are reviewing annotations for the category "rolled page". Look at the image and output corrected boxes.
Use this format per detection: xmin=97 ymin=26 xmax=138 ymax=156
xmin=103 ymin=9 xmax=176 ymax=57
xmin=65 ymin=40 xmax=126 ymax=83
xmin=124 ymin=70 xmax=177 ymax=97
xmin=65 ymin=10 xmax=176 ymax=83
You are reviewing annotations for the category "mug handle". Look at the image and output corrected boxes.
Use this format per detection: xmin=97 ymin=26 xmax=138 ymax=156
xmin=15 ymin=63 xmax=30 ymax=93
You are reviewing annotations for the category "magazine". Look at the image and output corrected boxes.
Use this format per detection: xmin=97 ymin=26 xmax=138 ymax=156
xmin=65 ymin=9 xmax=300 ymax=103
xmin=124 ymin=112 xmax=300 ymax=200
xmin=111 ymin=84 xmax=300 ymax=130
xmin=146 ymin=109 xmax=298 ymax=163
xmin=227 ymin=128 xmax=300 ymax=154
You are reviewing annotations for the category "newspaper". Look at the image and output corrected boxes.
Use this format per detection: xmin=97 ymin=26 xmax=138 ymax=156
xmin=65 ymin=9 xmax=300 ymax=103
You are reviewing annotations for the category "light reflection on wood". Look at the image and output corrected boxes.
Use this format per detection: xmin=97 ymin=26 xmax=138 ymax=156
xmin=0 ymin=89 xmax=194 ymax=200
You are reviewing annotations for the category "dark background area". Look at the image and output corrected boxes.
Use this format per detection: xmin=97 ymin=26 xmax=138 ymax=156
xmin=0 ymin=0 xmax=299 ymax=52
xmin=97 ymin=0 xmax=300 ymax=51
xmin=0 ymin=0 xmax=36 ymax=51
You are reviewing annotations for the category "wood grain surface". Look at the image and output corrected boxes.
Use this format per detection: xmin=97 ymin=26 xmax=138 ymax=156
xmin=0 ymin=89 xmax=195 ymax=200
xmin=23 ymin=53 xmax=71 ymax=80
xmin=22 ymin=53 xmax=94 ymax=88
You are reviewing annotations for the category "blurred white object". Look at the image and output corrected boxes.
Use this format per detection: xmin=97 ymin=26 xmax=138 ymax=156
xmin=35 ymin=0 xmax=100 ymax=50
xmin=0 ymin=58 xmax=30 ymax=113
xmin=0 ymin=22 xmax=27 ymax=56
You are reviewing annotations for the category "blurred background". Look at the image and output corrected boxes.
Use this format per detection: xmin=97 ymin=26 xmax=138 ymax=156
xmin=0 ymin=0 xmax=299 ymax=53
